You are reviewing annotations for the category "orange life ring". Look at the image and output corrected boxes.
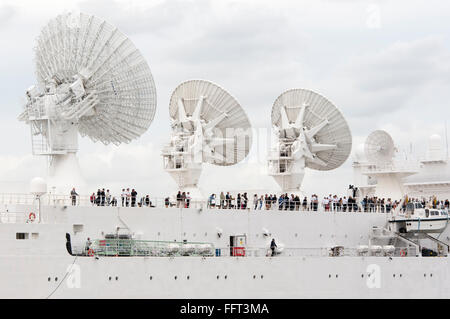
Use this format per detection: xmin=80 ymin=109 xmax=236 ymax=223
xmin=28 ymin=212 xmax=36 ymax=222
xmin=88 ymin=249 xmax=95 ymax=257
xmin=400 ymin=249 xmax=407 ymax=257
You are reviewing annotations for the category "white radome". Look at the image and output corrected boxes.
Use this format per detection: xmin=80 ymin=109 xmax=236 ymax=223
xmin=30 ymin=177 xmax=47 ymax=196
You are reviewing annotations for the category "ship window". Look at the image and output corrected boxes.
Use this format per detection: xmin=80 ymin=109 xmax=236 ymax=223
xmin=16 ymin=233 xmax=29 ymax=240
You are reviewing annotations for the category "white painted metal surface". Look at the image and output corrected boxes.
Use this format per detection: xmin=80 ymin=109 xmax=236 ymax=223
xmin=18 ymin=12 xmax=157 ymax=193
xmin=162 ymin=80 xmax=252 ymax=196
xmin=268 ymin=89 xmax=352 ymax=192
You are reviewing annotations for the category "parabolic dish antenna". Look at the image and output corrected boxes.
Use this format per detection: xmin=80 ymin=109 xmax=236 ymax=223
xmin=168 ymin=79 xmax=252 ymax=166
xmin=271 ymin=89 xmax=352 ymax=170
xmin=18 ymin=12 xmax=157 ymax=192
xmin=364 ymin=130 xmax=395 ymax=164
xmin=163 ymin=79 xmax=252 ymax=198
xmin=268 ymin=89 xmax=352 ymax=192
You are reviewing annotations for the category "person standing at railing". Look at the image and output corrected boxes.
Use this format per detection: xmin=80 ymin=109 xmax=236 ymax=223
xmin=70 ymin=188 xmax=79 ymax=206
xmin=131 ymin=189 xmax=137 ymax=207
xmin=186 ymin=192 xmax=191 ymax=208
xmin=126 ymin=188 xmax=131 ymax=207
xmin=165 ymin=197 xmax=170 ymax=208
xmin=220 ymin=192 xmax=225 ymax=209
xmin=258 ymin=195 xmax=264 ymax=210
xmin=181 ymin=192 xmax=186 ymax=208
xmin=253 ymin=194 xmax=258 ymax=210
xmin=121 ymin=189 xmax=126 ymax=207
xmin=100 ymin=188 xmax=106 ymax=206
xmin=96 ymin=189 xmax=101 ymax=206
xmin=106 ymin=189 xmax=111 ymax=206
xmin=243 ymin=193 xmax=248 ymax=209
xmin=270 ymin=238 xmax=277 ymax=257
xmin=176 ymin=191 xmax=182 ymax=208
xmin=342 ymin=197 xmax=348 ymax=212
xmin=90 ymin=193 xmax=96 ymax=206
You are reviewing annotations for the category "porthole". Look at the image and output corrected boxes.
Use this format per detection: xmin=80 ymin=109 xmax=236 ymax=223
xmin=217 ymin=275 xmax=220 ymax=280
xmin=328 ymin=274 xmax=331 ymax=278
xmin=204 ymin=232 xmax=207 ymax=236
xmin=193 ymin=233 xmax=196 ymax=237
xmin=224 ymin=275 xmax=228 ymax=280
xmin=115 ymin=276 xmax=118 ymax=281
xmin=253 ymin=275 xmax=256 ymax=279
xmin=187 ymin=276 xmax=190 ymax=280
xmin=48 ymin=277 xmax=51 ymax=282
xmin=361 ymin=274 xmax=364 ymax=278
xmin=335 ymin=274 xmax=338 ymax=278
xmin=424 ymin=274 xmax=426 ymax=277
xmin=430 ymin=274 xmax=433 ymax=277
xmin=261 ymin=275 xmax=264 ymax=279
xmin=174 ymin=276 xmax=178 ymax=280
xmin=400 ymin=274 xmax=402 ymax=277
xmin=158 ymin=232 xmax=160 ymax=236
xmin=149 ymin=276 xmax=153 ymax=280
xmin=295 ymin=233 xmax=298 ymax=237
xmin=55 ymin=277 xmax=58 ymax=282
xmin=109 ymin=276 xmax=112 ymax=281
xmin=393 ymin=274 xmax=396 ymax=278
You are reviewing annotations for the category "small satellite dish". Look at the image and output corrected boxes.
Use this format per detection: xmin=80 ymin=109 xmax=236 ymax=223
xmin=18 ymin=12 xmax=157 ymax=192
xmin=163 ymin=79 xmax=252 ymax=197
xmin=268 ymin=89 xmax=352 ymax=192
xmin=364 ymin=130 xmax=395 ymax=164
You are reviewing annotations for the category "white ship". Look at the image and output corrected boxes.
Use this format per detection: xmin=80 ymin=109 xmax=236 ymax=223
xmin=1 ymin=12 xmax=450 ymax=299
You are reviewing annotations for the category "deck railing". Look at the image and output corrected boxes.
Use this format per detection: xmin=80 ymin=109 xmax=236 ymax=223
xmin=0 ymin=192 xmax=447 ymax=215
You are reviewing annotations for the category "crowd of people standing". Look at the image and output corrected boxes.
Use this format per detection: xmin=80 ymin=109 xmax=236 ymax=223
xmin=71 ymin=187 xmax=450 ymax=213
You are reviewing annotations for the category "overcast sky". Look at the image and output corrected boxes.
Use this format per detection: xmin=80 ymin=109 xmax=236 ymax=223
xmin=0 ymin=0 xmax=449 ymax=197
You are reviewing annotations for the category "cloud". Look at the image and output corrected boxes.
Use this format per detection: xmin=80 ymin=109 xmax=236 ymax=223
xmin=1 ymin=0 xmax=450 ymax=199
xmin=0 ymin=5 xmax=16 ymax=29
xmin=351 ymin=36 xmax=450 ymax=92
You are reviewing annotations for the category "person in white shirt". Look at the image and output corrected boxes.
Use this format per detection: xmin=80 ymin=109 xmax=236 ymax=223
xmin=186 ymin=192 xmax=191 ymax=208
xmin=322 ymin=197 xmax=329 ymax=211
xmin=126 ymin=188 xmax=131 ymax=207
xmin=106 ymin=189 xmax=111 ymax=206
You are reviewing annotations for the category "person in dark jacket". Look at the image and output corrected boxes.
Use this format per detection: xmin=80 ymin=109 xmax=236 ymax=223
xmin=131 ymin=189 xmax=137 ymax=207
xmin=270 ymin=238 xmax=277 ymax=257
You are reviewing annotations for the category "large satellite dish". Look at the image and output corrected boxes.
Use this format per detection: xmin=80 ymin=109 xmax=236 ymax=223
xmin=268 ymin=89 xmax=352 ymax=192
xmin=364 ymin=130 xmax=395 ymax=164
xmin=168 ymin=79 xmax=252 ymax=166
xmin=162 ymin=79 xmax=252 ymax=198
xmin=18 ymin=12 xmax=157 ymax=192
